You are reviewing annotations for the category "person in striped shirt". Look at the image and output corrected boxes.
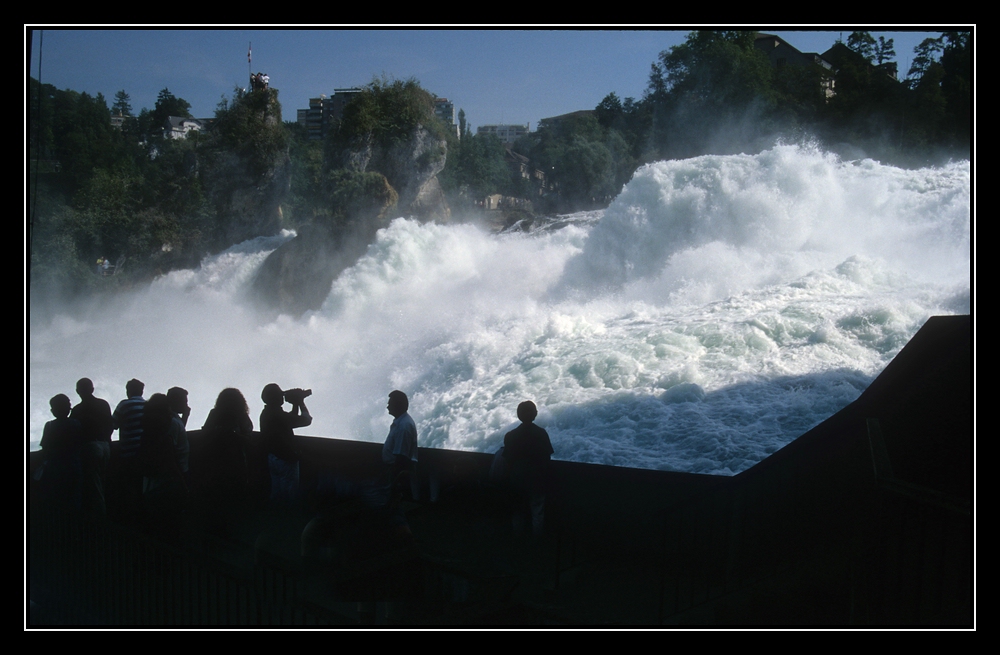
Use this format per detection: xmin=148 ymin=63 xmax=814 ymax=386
xmin=111 ymin=378 xmax=145 ymax=520
xmin=113 ymin=378 xmax=146 ymax=459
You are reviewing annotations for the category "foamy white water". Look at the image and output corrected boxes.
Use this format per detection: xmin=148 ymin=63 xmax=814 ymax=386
xmin=28 ymin=146 xmax=971 ymax=475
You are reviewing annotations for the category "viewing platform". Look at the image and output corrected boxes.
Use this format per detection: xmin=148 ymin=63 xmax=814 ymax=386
xmin=27 ymin=316 xmax=972 ymax=627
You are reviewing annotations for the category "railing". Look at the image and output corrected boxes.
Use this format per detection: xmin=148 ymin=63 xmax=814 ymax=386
xmin=854 ymin=419 xmax=972 ymax=625
xmin=28 ymin=409 xmax=970 ymax=625
xmin=653 ymin=417 xmax=971 ymax=625
xmin=28 ymin=511 xmax=353 ymax=626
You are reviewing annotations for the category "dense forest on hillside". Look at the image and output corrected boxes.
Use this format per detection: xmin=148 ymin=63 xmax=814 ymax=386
xmin=512 ymin=30 xmax=971 ymax=212
xmin=28 ymin=30 xmax=972 ymax=302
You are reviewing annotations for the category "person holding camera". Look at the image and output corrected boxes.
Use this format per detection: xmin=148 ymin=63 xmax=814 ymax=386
xmin=260 ymin=384 xmax=312 ymax=504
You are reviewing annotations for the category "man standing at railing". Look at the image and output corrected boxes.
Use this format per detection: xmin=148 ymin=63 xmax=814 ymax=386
xmin=503 ymin=400 xmax=553 ymax=537
xmin=112 ymin=378 xmax=146 ymax=521
xmin=71 ymin=377 xmax=113 ymax=517
xmin=383 ymin=390 xmax=419 ymax=501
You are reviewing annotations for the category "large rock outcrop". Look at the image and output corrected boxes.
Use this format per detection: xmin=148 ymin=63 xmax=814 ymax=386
xmin=333 ymin=123 xmax=450 ymax=223
xmin=252 ymin=120 xmax=450 ymax=315
xmin=202 ymin=88 xmax=292 ymax=252
xmin=205 ymin=149 xmax=291 ymax=249
xmin=250 ymin=219 xmax=372 ymax=317
xmin=250 ymin=170 xmax=398 ymax=316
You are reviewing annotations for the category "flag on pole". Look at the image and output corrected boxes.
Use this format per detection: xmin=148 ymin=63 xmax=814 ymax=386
xmin=248 ymin=43 xmax=252 ymax=63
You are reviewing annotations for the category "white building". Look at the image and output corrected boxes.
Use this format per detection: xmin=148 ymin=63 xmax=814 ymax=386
xmin=476 ymin=123 xmax=530 ymax=145
xmin=164 ymin=116 xmax=208 ymax=140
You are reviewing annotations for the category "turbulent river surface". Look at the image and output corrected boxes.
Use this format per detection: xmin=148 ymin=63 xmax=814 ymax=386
xmin=28 ymin=145 xmax=971 ymax=475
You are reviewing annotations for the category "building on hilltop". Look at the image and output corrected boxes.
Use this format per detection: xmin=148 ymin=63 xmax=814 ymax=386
xmin=754 ymin=33 xmax=835 ymax=72
xmin=164 ymin=116 xmax=211 ymax=140
xmin=297 ymin=88 xmax=364 ymax=141
xmin=299 ymin=91 xmax=459 ymax=141
xmin=476 ymin=123 xmax=530 ymax=145
xmin=300 ymin=95 xmax=326 ymax=141
xmin=435 ymin=98 xmax=459 ymax=138
xmin=504 ymin=146 xmax=546 ymax=194
xmin=327 ymin=87 xmax=364 ymax=127
xmin=821 ymin=41 xmax=899 ymax=81
xmin=753 ymin=33 xmax=900 ymax=103
xmin=754 ymin=33 xmax=836 ymax=99
xmin=537 ymin=110 xmax=594 ymax=133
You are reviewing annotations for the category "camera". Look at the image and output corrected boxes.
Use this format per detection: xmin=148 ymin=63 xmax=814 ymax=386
xmin=283 ymin=388 xmax=312 ymax=404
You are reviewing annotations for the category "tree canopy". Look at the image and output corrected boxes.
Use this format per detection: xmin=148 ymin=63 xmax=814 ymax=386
xmin=28 ymin=29 xmax=972 ymax=300
xmin=332 ymin=76 xmax=446 ymax=151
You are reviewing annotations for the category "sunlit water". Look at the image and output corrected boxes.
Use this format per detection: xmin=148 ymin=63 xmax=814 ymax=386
xmin=28 ymin=145 xmax=970 ymax=475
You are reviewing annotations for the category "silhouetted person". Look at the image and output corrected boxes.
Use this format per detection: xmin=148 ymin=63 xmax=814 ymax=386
xmin=139 ymin=393 xmax=187 ymax=540
xmin=201 ymin=388 xmax=254 ymax=507
xmin=383 ymin=390 xmax=418 ymax=501
xmin=71 ymin=378 xmax=113 ymax=516
xmin=503 ymin=400 xmax=553 ymax=536
xmin=260 ymin=384 xmax=311 ymax=504
xmin=301 ymin=390 xmax=419 ymax=603
xmin=167 ymin=386 xmax=191 ymax=481
xmin=39 ymin=394 xmax=84 ymax=512
xmin=113 ymin=378 xmax=145 ymax=458
xmin=111 ymin=378 xmax=145 ymax=521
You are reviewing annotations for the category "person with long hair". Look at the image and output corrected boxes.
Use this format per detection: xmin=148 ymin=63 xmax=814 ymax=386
xmin=200 ymin=388 xmax=254 ymax=507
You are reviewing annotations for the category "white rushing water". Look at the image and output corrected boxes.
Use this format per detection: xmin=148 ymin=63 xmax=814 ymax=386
xmin=28 ymin=145 xmax=971 ymax=475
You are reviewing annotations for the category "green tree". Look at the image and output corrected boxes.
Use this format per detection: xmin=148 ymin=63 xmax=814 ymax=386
xmin=36 ymin=84 xmax=122 ymax=194
xmin=595 ymin=93 xmax=651 ymax=161
xmin=28 ymin=77 xmax=57 ymax=162
xmin=939 ymin=31 xmax=971 ymax=146
xmin=874 ymin=36 xmax=896 ymax=66
xmin=771 ymin=58 xmax=831 ymax=125
xmin=595 ymin=92 xmax=624 ymax=129
xmin=330 ymin=76 xmax=446 ymax=155
xmin=907 ymin=37 xmax=944 ymax=85
xmin=210 ymin=86 xmax=288 ymax=179
xmin=646 ymin=31 xmax=775 ymax=159
xmin=73 ymin=168 xmax=142 ymax=260
xmin=283 ymin=120 xmax=326 ymax=221
xmin=150 ymin=88 xmax=192 ymax=139
xmin=847 ymin=31 xmax=876 ymax=63
xmin=522 ymin=111 xmax=632 ymax=210
xmin=459 ymin=132 xmax=510 ymax=198
xmin=653 ymin=30 xmax=773 ymax=106
xmin=556 ymin=136 xmax=615 ymax=207
xmin=112 ymin=89 xmax=133 ymax=117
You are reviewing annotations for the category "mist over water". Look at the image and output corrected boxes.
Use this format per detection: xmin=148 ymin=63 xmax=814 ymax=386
xmin=28 ymin=146 xmax=971 ymax=475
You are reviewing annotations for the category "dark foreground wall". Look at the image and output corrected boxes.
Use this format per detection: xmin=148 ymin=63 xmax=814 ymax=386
xmin=28 ymin=315 xmax=972 ymax=626
xmin=653 ymin=314 xmax=972 ymax=624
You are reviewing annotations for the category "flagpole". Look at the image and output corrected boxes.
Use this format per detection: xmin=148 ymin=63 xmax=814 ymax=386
xmin=248 ymin=42 xmax=252 ymax=89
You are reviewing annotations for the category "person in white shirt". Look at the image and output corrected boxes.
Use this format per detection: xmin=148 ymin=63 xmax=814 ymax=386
xmin=383 ymin=390 xmax=418 ymax=500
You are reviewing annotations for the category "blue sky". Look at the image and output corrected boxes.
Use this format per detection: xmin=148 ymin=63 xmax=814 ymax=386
xmin=26 ymin=27 xmax=950 ymax=132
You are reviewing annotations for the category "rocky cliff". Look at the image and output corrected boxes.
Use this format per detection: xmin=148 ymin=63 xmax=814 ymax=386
xmin=252 ymin=120 xmax=449 ymax=316
xmin=251 ymin=170 xmax=398 ymax=316
xmin=333 ymin=123 xmax=450 ymax=223
xmin=202 ymin=88 xmax=292 ymax=253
